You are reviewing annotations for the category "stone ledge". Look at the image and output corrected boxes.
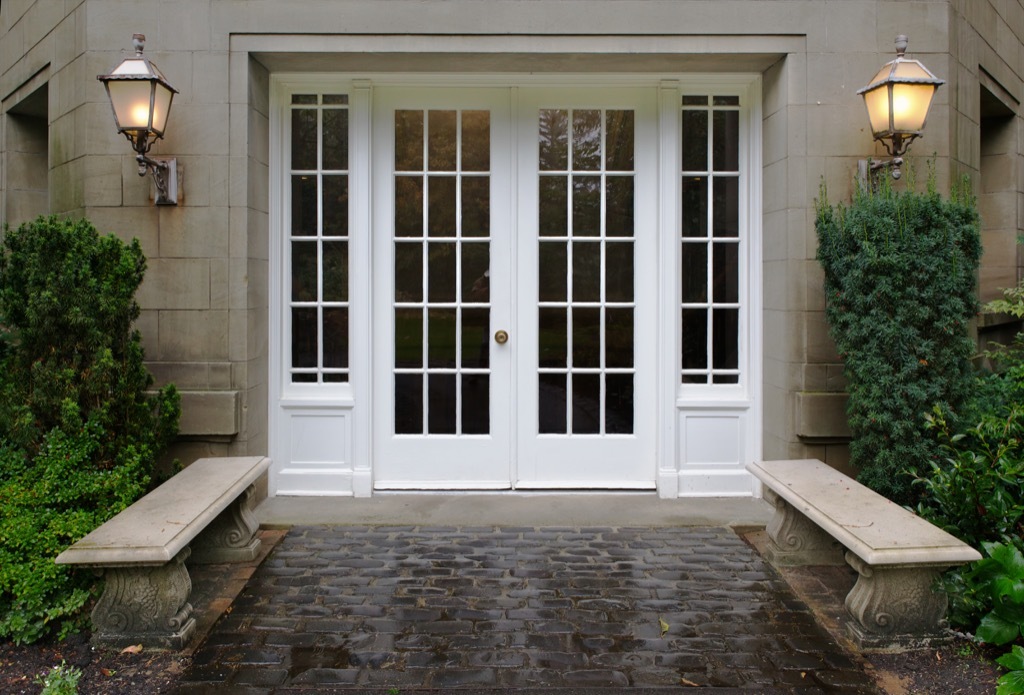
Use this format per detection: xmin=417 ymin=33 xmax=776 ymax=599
xmin=179 ymin=390 xmax=239 ymax=436
xmin=795 ymin=392 xmax=850 ymax=439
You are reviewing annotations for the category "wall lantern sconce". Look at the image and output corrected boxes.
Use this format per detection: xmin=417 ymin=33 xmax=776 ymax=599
xmin=97 ymin=34 xmax=179 ymax=205
xmin=857 ymin=35 xmax=945 ymax=182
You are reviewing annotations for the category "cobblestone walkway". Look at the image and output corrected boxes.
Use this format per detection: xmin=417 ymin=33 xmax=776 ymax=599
xmin=178 ymin=526 xmax=879 ymax=693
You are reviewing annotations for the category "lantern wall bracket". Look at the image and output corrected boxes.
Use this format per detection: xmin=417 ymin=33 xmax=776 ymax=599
xmin=137 ymin=154 xmax=177 ymax=205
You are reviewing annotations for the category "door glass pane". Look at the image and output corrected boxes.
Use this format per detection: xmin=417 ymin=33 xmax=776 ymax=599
xmin=428 ymin=110 xmax=457 ymax=170
xmin=291 ymin=176 xmax=317 ymax=237
xmin=291 ymin=109 xmax=317 ymax=170
xmin=428 ymin=309 xmax=457 ymax=368
xmin=539 ymin=373 xmax=568 ymax=434
xmin=539 ymin=109 xmax=568 ymax=171
xmin=572 ymin=110 xmax=601 ymax=171
xmin=292 ymin=307 xmax=318 ymax=368
xmin=605 ymin=111 xmax=634 ymax=170
xmin=713 ymin=110 xmax=740 ymax=171
xmin=323 ymin=175 xmax=348 ymax=236
xmin=462 ymin=177 xmax=490 ymax=236
xmin=605 ymin=373 xmax=634 ymax=434
xmin=461 ymin=243 xmax=490 ymax=303
xmin=572 ymin=243 xmax=601 ymax=302
xmin=395 ymin=177 xmax=423 ymax=236
xmin=291 ymin=242 xmax=317 ymax=302
xmin=462 ymin=308 xmax=490 ymax=369
xmin=395 ymin=110 xmax=424 ymax=170
xmin=428 ymin=177 xmax=457 ymax=237
xmin=462 ymin=374 xmax=490 ymax=434
xmin=681 ymin=243 xmax=708 ymax=303
xmin=605 ymin=243 xmax=634 ymax=303
xmin=681 ymin=110 xmax=708 ymax=171
xmin=395 ymin=374 xmax=423 ymax=434
xmin=394 ymin=243 xmax=423 ymax=302
xmin=539 ymin=177 xmax=568 ymax=236
xmin=323 ymin=108 xmax=348 ymax=170
xmin=462 ymin=111 xmax=490 ymax=172
xmin=539 ymin=242 xmax=567 ymax=302
xmin=323 ymin=308 xmax=348 ymax=369
xmin=538 ymin=307 xmax=567 ymax=368
xmin=605 ymin=177 xmax=634 ymax=237
xmin=572 ymin=373 xmax=600 ymax=434
xmin=322 ymin=241 xmax=348 ymax=302
xmin=573 ymin=308 xmax=600 ymax=369
xmin=428 ymin=373 xmax=457 ymax=434
xmin=537 ymin=107 xmax=636 ymax=435
xmin=394 ymin=109 xmax=491 ymax=436
xmin=572 ymin=176 xmax=601 ymax=236
xmin=682 ymin=177 xmax=708 ymax=238
xmin=605 ymin=308 xmax=633 ymax=368
xmin=713 ymin=177 xmax=738 ymax=237
xmin=427 ymin=242 xmax=456 ymax=303
xmin=394 ymin=308 xmax=423 ymax=369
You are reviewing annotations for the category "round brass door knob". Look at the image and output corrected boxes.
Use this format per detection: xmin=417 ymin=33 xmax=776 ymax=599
xmin=494 ymin=330 xmax=509 ymax=345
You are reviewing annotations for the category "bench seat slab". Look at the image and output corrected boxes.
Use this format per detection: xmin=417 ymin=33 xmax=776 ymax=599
xmin=91 ymin=547 xmax=196 ymax=650
xmin=764 ymin=489 xmax=846 ymax=566
xmin=190 ymin=484 xmax=261 ymax=564
xmin=844 ymin=552 xmax=950 ymax=649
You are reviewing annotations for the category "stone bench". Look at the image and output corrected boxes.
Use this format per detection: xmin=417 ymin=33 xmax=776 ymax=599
xmin=746 ymin=459 xmax=981 ymax=649
xmin=56 ymin=456 xmax=270 ymax=649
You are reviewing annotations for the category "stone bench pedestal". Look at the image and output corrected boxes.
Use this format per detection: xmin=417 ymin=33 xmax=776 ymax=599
xmin=748 ymin=459 xmax=981 ymax=650
xmin=57 ymin=457 xmax=270 ymax=649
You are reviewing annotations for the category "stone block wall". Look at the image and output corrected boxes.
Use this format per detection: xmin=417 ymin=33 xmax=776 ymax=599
xmin=2 ymin=0 xmax=1023 ymax=476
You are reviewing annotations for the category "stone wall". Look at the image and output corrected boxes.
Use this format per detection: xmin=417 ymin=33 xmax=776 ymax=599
xmin=2 ymin=0 xmax=1022 ymax=474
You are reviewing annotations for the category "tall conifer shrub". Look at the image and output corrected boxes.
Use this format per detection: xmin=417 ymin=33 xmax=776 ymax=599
xmin=0 ymin=216 xmax=179 ymax=643
xmin=815 ymin=176 xmax=981 ymax=504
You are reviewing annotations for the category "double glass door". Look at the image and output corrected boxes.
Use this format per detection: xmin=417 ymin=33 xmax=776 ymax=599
xmin=372 ymin=87 xmax=656 ymax=489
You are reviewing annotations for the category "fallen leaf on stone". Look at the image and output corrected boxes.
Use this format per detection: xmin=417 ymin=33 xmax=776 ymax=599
xmin=120 ymin=644 xmax=143 ymax=655
xmin=680 ymin=678 xmax=700 ymax=687
xmin=659 ymin=617 xmax=670 ymax=636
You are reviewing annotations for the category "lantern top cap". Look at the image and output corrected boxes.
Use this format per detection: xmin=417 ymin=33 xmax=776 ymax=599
xmin=856 ymin=35 xmax=945 ymax=95
xmin=97 ymin=34 xmax=178 ymax=93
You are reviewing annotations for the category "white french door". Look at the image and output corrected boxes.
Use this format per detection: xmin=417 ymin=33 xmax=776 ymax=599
xmin=372 ymin=89 xmax=514 ymax=488
xmin=514 ymin=89 xmax=657 ymax=487
xmin=372 ymin=87 xmax=656 ymax=489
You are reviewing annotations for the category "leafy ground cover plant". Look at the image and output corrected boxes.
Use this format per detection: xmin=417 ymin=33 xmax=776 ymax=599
xmin=34 ymin=660 xmax=82 ymax=695
xmin=997 ymin=645 xmax=1024 ymax=695
xmin=815 ymin=174 xmax=981 ymax=504
xmin=0 ymin=216 xmax=179 ymax=644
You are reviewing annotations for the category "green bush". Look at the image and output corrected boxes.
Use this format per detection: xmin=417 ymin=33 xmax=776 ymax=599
xmin=915 ymin=403 xmax=1024 ymax=548
xmin=815 ymin=176 xmax=981 ymax=504
xmin=0 ymin=216 xmax=179 ymax=644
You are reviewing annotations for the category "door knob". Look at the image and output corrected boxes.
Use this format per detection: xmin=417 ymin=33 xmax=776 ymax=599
xmin=494 ymin=330 xmax=509 ymax=345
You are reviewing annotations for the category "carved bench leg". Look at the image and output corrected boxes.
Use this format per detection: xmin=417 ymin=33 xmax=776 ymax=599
xmin=763 ymin=488 xmax=845 ymax=566
xmin=844 ymin=552 xmax=951 ymax=649
xmin=189 ymin=484 xmax=262 ymax=563
xmin=91 ymin=547 xmax=196 ymax=650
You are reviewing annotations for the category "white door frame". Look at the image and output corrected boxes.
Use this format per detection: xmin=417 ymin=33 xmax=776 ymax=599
xmin=267 ymin=73 xmax=762 ymax=498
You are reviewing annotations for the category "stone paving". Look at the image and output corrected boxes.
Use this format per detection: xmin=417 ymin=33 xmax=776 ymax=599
xmin=177 ymin=525 xmax=880 ymax=693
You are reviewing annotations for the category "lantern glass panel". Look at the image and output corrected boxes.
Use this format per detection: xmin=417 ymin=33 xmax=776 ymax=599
xmin=862 ymin=85 xmax=892 ymax=135
xmin=150 ymin=83 xmax=173 ymax=135
xmin=108 ymin=80 xmax=154 ymax=131
xmin=891 ymin=83 xmax=935 ymax=132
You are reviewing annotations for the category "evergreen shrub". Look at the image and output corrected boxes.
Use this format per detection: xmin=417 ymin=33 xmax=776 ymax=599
xmin=815 ymin=176 xmax=981 ymax=504
xmin=0 ymin=216 xmax=179 ymax=644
